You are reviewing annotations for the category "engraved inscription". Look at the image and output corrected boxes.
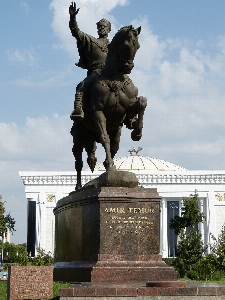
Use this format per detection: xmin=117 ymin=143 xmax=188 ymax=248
xmin=105 ymin=207 xmax=154 ymax=214
xmin=104 ymin=206 xmax=155 ymax=234
xmin=8 ymin=266 xmax=53 ymax=300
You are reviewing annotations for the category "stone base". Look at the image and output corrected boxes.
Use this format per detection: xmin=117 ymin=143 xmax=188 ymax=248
xmin=58 ymin=281 xmax=225 ymax=299
xmin=54 ymin=260 xmax=177 ymax=283
xmin=54 ymin=185 xmax=165 ymax=283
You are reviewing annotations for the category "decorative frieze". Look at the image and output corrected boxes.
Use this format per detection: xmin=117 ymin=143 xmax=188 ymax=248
xmin=138 ymin=174 xmax=225 ymax=185
xmin=20 ymin=173 xmax=225 ymax=186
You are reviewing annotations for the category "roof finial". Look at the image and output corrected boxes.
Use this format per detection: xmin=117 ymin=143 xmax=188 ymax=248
xmin=128 ymin=147 xmax=143 ymax=156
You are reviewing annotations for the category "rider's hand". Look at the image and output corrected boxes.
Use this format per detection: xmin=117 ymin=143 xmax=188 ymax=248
xmin=69 ymin=2 xmax=80 ymax=17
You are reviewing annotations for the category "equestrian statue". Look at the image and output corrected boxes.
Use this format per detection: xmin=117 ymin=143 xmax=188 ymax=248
xmin=69 ymin=2 xmax=147 ymax=190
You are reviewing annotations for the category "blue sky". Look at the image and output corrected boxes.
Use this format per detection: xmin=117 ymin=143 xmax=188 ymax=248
xmin=1 ymin=0 xmax=225 ymax=244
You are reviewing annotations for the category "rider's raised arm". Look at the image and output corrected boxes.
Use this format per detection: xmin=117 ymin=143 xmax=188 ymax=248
xmin=69 ymin=2 xmax=83 ymax=40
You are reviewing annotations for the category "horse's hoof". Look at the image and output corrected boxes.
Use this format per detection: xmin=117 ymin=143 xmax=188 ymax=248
xmin=75 ymin=184 xmax=82 ymax=191
xmin=87 ymin=157 xmax=97 ymax=172
xmin=131 ymin=129 xmax=142 ymax=141
xmin=106 ymin=165 xmax=117 ymax=172
xmin=138 ymin=96 xmax=147 ymax=108
xmin=103 ymin=159 xmax=114 ymax=170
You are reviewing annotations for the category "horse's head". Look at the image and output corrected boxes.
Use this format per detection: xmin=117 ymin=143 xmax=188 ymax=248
xmin=119 ymin=26 xmax=141 ymax=74
xmin=103 ymin=25 xmax=141 ymax=76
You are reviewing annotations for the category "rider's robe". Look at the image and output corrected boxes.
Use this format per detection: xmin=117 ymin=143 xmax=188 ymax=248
xmin=70 ymin=21 xmax=110 ymax=75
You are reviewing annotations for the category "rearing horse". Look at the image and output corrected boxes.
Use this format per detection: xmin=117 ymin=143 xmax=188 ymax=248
xmin=71 ymin=25 xmax=147 ymax=190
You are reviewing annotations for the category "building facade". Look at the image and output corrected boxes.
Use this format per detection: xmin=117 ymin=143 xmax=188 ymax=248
xmin=19 ymin=154 xmax=225 ymax=257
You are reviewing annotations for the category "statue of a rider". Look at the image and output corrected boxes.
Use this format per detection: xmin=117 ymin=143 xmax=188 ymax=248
xmin=69 ymin=2 xmax=111 ymax=122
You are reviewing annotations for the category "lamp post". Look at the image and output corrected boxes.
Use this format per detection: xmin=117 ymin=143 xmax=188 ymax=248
xmin=170 ymin=203 xmax=178 ymax=258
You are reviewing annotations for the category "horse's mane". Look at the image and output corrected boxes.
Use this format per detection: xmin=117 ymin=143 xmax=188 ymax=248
xmin=102 ymin=25 xmax=137 ymax=77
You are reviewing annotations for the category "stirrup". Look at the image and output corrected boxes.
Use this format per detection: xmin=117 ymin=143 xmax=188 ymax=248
xmin=70 ymin=109 xmax=84 ymax=121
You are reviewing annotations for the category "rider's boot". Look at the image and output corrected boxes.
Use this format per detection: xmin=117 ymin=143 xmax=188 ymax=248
xmin=70 ymin=92 xmax=84 ymax=122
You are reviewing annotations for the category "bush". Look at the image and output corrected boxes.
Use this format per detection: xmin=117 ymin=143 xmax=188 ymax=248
xmin=186 ymin=270 xmax=198 ymax=280
xmin=31 ymin=247 xmax=53 ymax=266
xmin=163 ymin=258 xmax=174 ymax=266
xmin=172 ymin=257 xmax=186 ymax=278
xmin=193 ymin=254 xmax=218 ymax=281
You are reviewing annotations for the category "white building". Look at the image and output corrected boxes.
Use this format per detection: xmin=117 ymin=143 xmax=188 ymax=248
xmin=19 ymin=152 xmax=225 ymax=258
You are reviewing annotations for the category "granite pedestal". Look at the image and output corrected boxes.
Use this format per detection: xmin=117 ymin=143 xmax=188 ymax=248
xmin=54 ymin=170 xmax=225 ymax=298
xmin=53 ymin=170 xmax=177 ymax=283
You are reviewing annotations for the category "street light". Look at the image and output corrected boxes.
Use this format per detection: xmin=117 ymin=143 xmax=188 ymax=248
xmin=170 ymin=203 xmax=178 ymax=258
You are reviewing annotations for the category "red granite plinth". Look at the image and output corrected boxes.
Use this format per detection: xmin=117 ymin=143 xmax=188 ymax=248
xmin=58 ymin=282 xmax=225 ymax=298
xmin=54 ymin=260 xmax=177 ymax=283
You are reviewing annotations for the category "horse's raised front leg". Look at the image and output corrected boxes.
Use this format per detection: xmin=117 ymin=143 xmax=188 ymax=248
xmin=131 ymin=96 xmax=147 ymax=141
xmin=93 ymin=110 xmax=114 ymax=170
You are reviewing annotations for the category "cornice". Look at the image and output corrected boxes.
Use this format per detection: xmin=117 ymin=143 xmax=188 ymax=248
xmin=20 ymin=173 xmax=225 ymax=186
xmin=137 ymin=174 xmax=225 ymax=184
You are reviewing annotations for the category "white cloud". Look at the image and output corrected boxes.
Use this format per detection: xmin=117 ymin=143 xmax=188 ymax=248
xmin=49 ymin=0 xmax=129 ymax=57
xmin=6 ymin=49 xmax=36 ymax=66
xmin=131 ymin=18 xmax=166 ymax=71
xmin=0 ymin=114 xmax=73 ymax=243
xmin=13 ymin=71 xmax=71 ymax=90
xmin=0 ymin=115 xmax=73 ymax=166
xmin=20 ymin=2 xmax=30 ymax=13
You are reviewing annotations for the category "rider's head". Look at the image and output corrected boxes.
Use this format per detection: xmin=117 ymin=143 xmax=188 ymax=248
xmin=96 ymin=19 xmax=111 ymax=38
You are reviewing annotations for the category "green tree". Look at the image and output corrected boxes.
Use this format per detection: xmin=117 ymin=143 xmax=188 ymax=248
xmin=0 ymin=196 xmax=15 ymax=238
xmin=169 ymin=191 xmax=206 ymax=277
xmin=0 ymin=196 xmax=16 ymax=264
xmin=169 ymin=191 xmax=204 ymax=235
xmin=2 ymin=242 xmax=28 ymax=265
xmin=210 ymin=225 xmax=225 ymax=271
xmin=176 ymin=227 xmax=206 ymax=273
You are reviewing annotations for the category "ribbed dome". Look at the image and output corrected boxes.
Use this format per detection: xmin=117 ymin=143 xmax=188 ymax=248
xmin=85 ymin=155 xmax=187 ymax=172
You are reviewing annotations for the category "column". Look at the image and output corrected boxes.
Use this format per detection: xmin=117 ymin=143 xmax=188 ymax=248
xmin=199 ymin=197 xmax=205 ymax=246
xmin=160 ymin=198 xmax=168 ymax=258
xmin=36 ymin=193 xmax=46 ymax=253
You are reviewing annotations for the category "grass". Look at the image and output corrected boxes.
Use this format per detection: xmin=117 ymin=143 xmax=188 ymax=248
xmin=179 ymin=276 xmax=225 ymax=284
xmin=52 ymin=282 xmax=73 ymax=299
xmin=0 ymin=281 xmax=73 ymax=300
xmin=0 ymin=282 xmax=7 ymax=300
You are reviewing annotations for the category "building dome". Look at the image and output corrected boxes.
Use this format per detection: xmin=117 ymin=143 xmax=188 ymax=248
xmin=85 ymin=148 xmax=187 ymax=172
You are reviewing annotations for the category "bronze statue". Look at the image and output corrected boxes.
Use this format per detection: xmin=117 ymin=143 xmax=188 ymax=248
xmin=69 ymin=2 xmax=111 ymax=121
xmin=69 ymin=3 xmax=147 ymax=190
